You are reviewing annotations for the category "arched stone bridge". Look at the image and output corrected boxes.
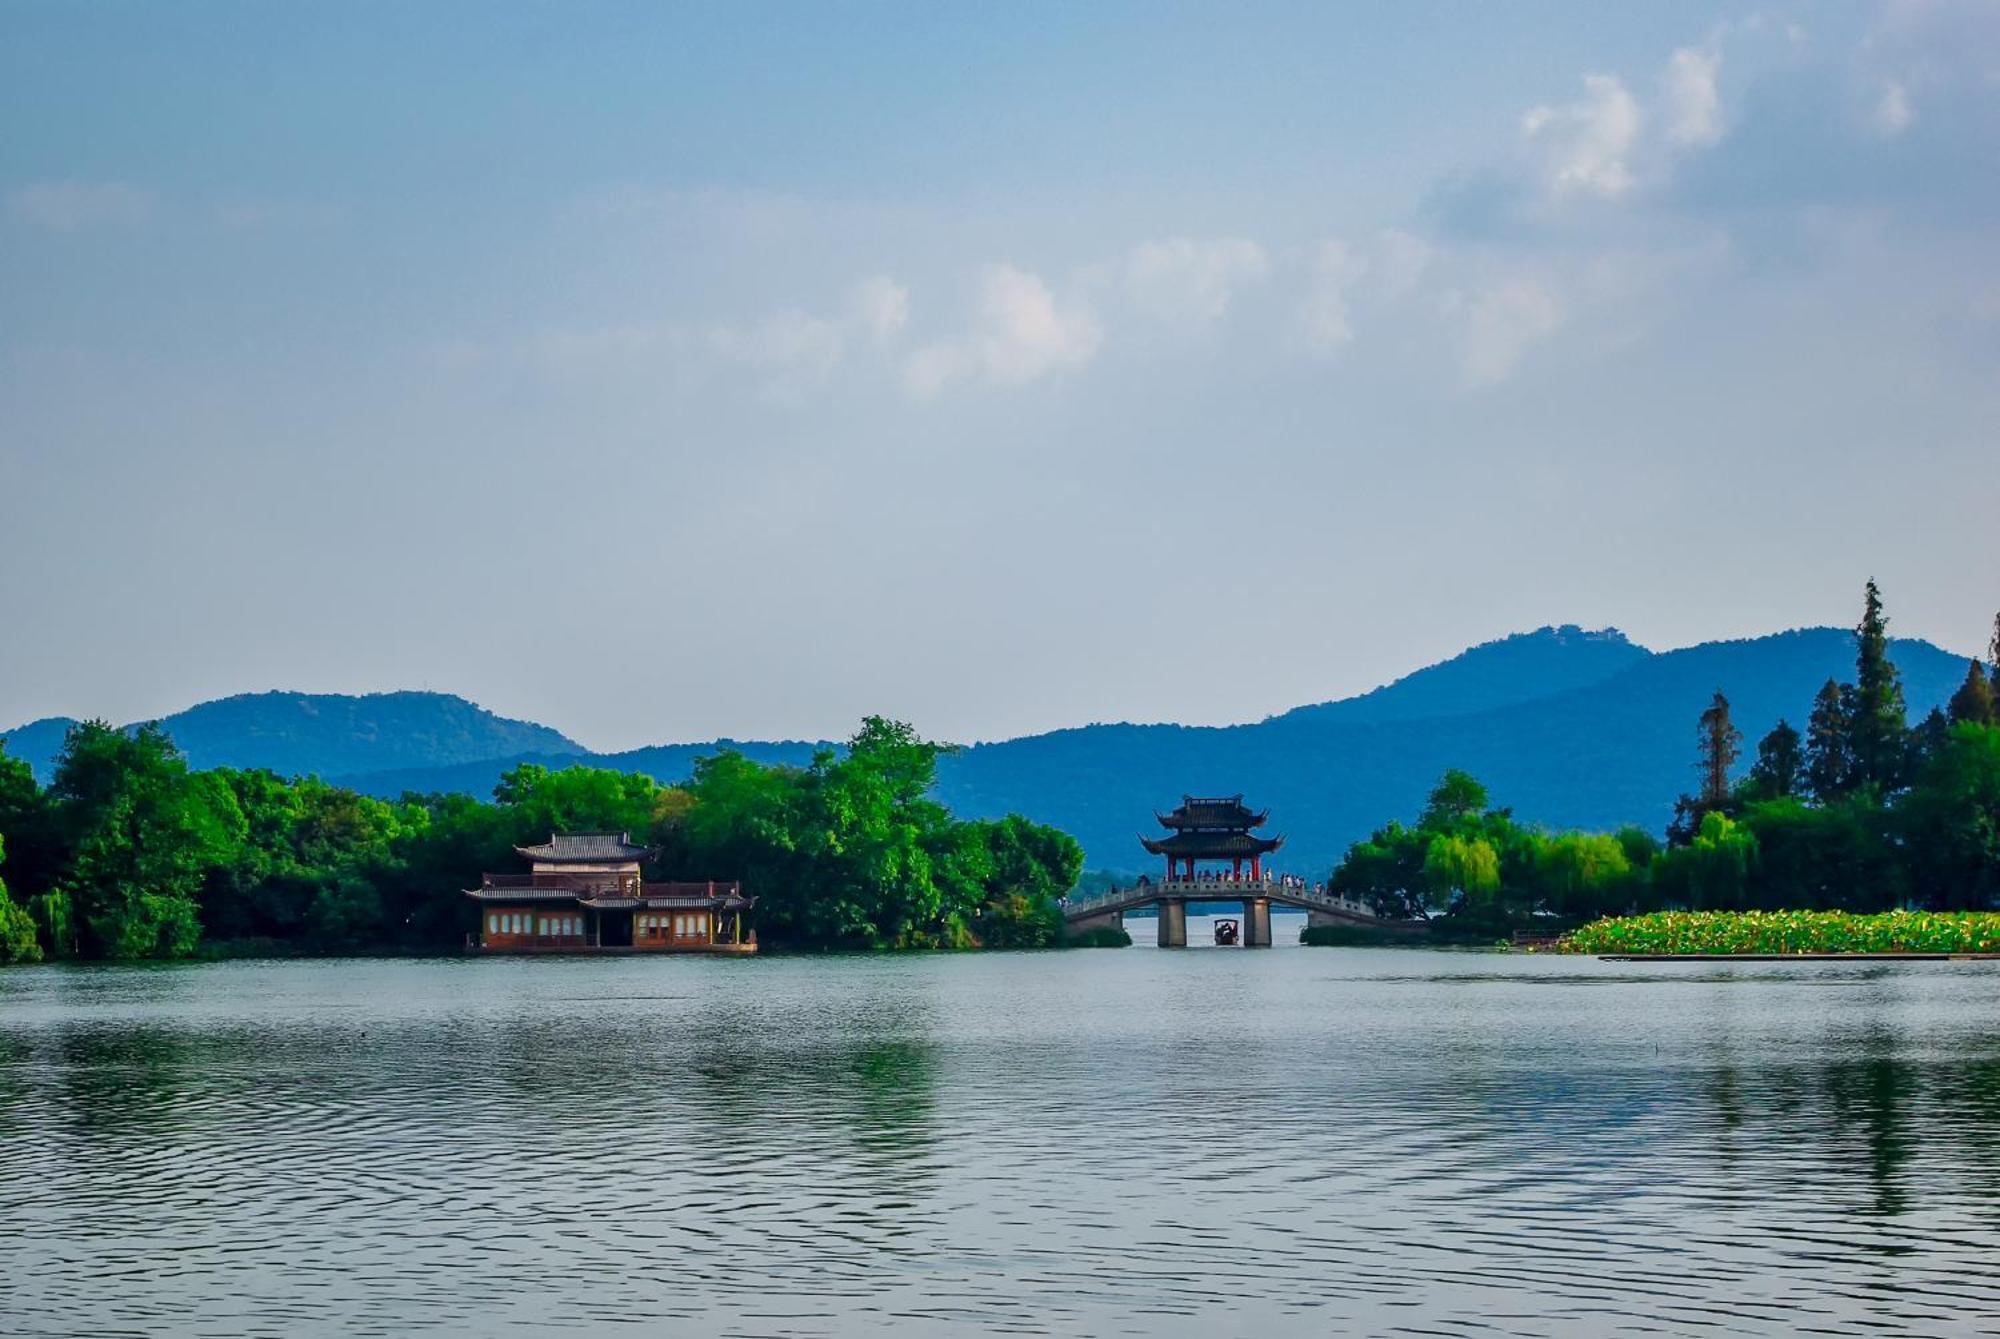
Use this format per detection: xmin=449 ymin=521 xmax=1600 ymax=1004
xmin=1062 ymin=876 xmax=1378 ymax=947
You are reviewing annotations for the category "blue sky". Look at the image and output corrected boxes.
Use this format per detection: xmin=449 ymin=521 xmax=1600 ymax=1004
xmin=2 ymin=2 xmax=1996 ymax=749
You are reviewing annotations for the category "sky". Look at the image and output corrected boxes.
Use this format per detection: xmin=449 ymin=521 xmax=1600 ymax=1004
xmin=2 ymin=1 xmax=1996 ymax=752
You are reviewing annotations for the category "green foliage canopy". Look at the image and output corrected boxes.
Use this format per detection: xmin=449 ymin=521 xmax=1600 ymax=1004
xmin=0 ymin=716 xmax=1083 ymax=963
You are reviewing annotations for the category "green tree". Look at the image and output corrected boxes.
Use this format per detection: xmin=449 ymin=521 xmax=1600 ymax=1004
xmin=1696 ymin=690 xmax=1743 ymax=808
xmin=966 ymin=814 xmax=1083 ymax=949
xmin=1991 ymin=613 xmax=2000 ymax=695
xmin=1949 ymin=658 xmax=1997 ymax=727
xmin=1911 ymin=706 xmax=1952 ymax=769
xmin=1736 ymin=795 xmax=1901 ymax=913
xmin=0 ymin=741 xmax=60 ymax=914
xmin=1746 ymin=719 xmax=1805 ymax=798
xmin=1419 ymin=769 xmax=1490 ymax=830
xmin=1422 ymin=832 xmax=1501 ymax=907
xmin=1533 ymin=831 xmax=1635 ymax=920
xmin=1805 ymin=678 xmax=1857 ymax=801
xmin=0 ymin=832 xmax=42 ymax=963
xmin=1654 ymin=811 xmax=1757 ymax=910
xmin=1896 ymin=723 xmax=2000 ymax=911
xmin=46 ymin=722 xmax=242 ymax=958
xmin=1328 ymin=820 xmax=1433 ymax=919
xmin=1614 ymin=825 xmax=1662 ymax=873
xmin=1848 ymin=578 xmax=1909 ymax=790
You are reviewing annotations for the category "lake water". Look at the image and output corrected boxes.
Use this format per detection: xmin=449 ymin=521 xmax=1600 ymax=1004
xmin=6 ymin=914 xmax=2000 ymax=1337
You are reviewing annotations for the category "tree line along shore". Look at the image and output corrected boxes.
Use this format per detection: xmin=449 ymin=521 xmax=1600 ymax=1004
xmin=1 ymin=582 xmax=1995 ymax=964
xmin=0 ymin=717 xmax=1082 ymax=961
xmin=1317 ymin=583 xmax=2000 ymax=948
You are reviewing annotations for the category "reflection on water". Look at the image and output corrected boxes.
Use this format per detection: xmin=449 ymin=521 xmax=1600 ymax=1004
xmin=6 ymin=948 xmax=2000 ymax=1336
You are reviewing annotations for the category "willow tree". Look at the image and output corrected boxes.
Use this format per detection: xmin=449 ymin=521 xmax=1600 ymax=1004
xmin=1422 ymin=832 xmax=1501 ymax=912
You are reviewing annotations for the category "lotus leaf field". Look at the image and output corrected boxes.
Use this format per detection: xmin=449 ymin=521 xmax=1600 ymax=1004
xmin=1558 ymin=910 xmax=2000 ymax=956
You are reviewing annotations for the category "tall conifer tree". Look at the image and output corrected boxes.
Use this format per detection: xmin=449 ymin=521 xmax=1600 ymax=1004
xmin=1748 ymin=719 xmax=1804 ymax=797
xmin=1696 ymin=690 xmax=1742 ymax=808
xmin=1989 ymin=612 xmax=2000 ymax=694
xmin=1805 ymin=678 xmax=1856 ymax=801
xmin=1847 ymin=578 xmax=1908 ymax=789
xmin=1948 ymin=658 xmax=1997 ymax=727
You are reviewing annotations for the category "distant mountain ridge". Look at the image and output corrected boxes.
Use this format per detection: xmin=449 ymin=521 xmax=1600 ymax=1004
xmin=1271 ymin=624 xmax=1650 ymax=725
xmin=1 ymin=626 xmax=1978 ymax=873
xmin=0 ymin=690 xmax=583 ymax=783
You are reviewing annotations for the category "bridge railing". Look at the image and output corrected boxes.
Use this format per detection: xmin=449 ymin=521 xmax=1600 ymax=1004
xmin=1061 ymin=878 xmax=1377 ymax=920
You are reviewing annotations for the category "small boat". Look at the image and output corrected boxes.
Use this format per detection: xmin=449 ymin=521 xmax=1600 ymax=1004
xmin=1213 ymin=919 xmax=1240 ymax=946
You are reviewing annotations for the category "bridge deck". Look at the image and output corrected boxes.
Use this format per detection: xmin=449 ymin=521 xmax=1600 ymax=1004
xmin=1062 ymin=877 xmax=1376 ymax=923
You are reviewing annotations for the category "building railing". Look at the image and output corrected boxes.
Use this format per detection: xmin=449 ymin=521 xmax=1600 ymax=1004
xmin=638 ymin=881 xmax=744 ymax=900
xmin=478 ymin=874 xmax=744 ymax=900
xmin=482 ymin=872 xmax=636 ymax=892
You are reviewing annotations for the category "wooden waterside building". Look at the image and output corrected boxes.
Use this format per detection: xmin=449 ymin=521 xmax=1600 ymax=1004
xmin=465 ymin=832 xmax=756 ymax=954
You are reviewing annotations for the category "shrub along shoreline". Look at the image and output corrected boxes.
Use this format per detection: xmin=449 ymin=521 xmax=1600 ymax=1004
xmin=1558 ymin=910 xmax=2000 ymax=956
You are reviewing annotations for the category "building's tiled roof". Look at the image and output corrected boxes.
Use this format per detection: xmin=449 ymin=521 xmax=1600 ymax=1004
xmin=1140 ymin=830 xmax=1284 ymax=857
xmin=1155 ymin=795 xmax=1269 ymax=831
xmin=514 ymin=832 xmax=653 ymax=861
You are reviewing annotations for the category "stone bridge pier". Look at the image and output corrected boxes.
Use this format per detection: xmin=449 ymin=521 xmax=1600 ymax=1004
xmin=1242 ymin=897 xmax=1272 ymax=947
xmin=1060 ymin=875 xmax=1381 ymax=948
xmin=1156 ymin=898 xmax=1187 ymax=948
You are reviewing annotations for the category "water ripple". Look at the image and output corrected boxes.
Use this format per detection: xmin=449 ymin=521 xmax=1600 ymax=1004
xmin=4 ymin=942 xmax=2000 ymax=1335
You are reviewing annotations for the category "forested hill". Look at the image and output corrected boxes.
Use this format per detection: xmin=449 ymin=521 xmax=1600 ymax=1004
xmin=928 ymin=627 xmax=1969 ymax=872
xmin=1 ymin=626 xmax=1976 ymax=873
xmin=0 ymin=691 xmax=583 ymax=783
xmin=1270 ymin=624 xmax=1650 ymax=726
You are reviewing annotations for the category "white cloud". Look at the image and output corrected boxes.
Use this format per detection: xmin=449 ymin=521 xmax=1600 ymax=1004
xmin=1297 ymin=240 xmax=1369 ymax=353
xmin=850 ymin=275 xmax=910 ymax=342
xmin=1294 ymin=231 xmax=1431 ymax=357
xmin=1522 ymin=74 xmax=1643 ymax=198
xmin=1124 ymin=237 xmax=1270 ymax=326
xmin=1662 ymin=45 xmax=1724 ymax=148
xmin=707 ymin=311 xmax=849 ymax=390
xmin=1372 ymin=229 xmax=1434 ymax=300
xmin=1453 ymin=279 xmax=1563 ymax=386
xmin=1872 ymin=80 xmax=1915 ymax=136
xmin=6 ymin=180 xmax=153 ymax=229
xmin=903 ymin=264 xmax=1101 ymax=397
xmin=706 ymin=275 xmax=910 ymax=392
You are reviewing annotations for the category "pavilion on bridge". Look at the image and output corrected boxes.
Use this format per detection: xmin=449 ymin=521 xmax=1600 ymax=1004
xmin=1140 ymin=795 xmax=1284 ymax=883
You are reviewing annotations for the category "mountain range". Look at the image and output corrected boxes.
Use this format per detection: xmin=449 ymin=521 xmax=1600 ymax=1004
xmin=2 ymin=625 xmax=1977 ymax=873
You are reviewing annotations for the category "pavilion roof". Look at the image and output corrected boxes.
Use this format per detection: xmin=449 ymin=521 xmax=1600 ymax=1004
xmin=1155 ymin=794 xmax=1269 ymax=831
xmin=514 ymin=831 xmax=653 ymax=862
xmin=1140 ymin=830 xmax=1284 ymax=857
